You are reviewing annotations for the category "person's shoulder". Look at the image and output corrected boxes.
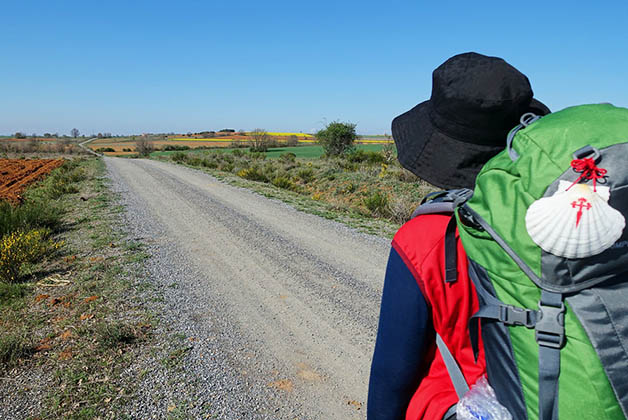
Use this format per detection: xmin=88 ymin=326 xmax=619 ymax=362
xmin=392 ymin=213 xmax=451 ymax=265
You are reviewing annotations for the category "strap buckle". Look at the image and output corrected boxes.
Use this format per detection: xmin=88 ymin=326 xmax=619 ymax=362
xmin=447 ymin=188 xmax=474 ymax=207
xmin=535 ymin=301 xmax=566 ymax=349
xmin=499 ymin=304 xmax=536 ymax=328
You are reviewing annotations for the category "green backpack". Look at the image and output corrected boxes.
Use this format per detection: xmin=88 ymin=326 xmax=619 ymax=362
xmin=453 ymin=103 xmax=628 ymax=420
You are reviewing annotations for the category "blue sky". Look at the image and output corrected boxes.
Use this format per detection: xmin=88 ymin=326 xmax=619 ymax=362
xmin=1 ymin=0 xmax=627 ymax=135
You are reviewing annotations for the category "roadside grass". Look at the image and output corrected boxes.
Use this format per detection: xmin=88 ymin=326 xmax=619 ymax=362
xmin=0 ymin=157 xmax=157 ymax=419
xmin=155 ymin=146 xmax=437 ymax=237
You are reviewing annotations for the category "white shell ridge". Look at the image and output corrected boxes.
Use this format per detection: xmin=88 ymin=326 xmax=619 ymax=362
xmin=525 ymin=182 xmax=625 ymax=259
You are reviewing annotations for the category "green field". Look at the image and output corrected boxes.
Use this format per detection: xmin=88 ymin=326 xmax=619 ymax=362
xmin=151 ymin=144 xmax=387 ymax=159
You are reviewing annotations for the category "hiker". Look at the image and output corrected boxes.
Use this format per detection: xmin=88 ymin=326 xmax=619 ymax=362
xmin=367 ymin=52 xmax=551 ymax=420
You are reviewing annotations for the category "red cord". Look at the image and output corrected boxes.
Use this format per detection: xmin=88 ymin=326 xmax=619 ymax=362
xmin=566 ymin=158 xmax=607 ymax=192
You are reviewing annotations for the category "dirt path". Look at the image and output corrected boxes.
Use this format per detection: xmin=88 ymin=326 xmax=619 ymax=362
xmin=105 ymin=157 xmax=390 ymax=419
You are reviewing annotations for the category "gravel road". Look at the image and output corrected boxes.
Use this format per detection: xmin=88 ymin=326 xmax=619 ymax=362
xmin=105 ymin=157 xmax=391 ymax=419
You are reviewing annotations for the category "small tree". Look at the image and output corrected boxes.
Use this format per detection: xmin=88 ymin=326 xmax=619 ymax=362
xmin=316 ymin=121 xmax=357 ymax=156
xmin=135 ymin=137 xmax=154 ymax=157
xmin=27 ymin=137 xmax=40 ymax=152
xmin=250 ymin=128 xmax=270 ymax=152
xmin=286 ymin=135 xmax=299 ymax=147
xmin=71 ymin=128 xmax=80 ymax=138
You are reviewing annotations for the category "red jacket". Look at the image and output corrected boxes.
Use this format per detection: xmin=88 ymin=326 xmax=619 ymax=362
xmin=391 ymin=213 xmax=486 ymax=420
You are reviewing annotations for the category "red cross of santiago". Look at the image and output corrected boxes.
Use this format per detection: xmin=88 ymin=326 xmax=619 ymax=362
xmin=571 ymin=197 xmax=592 ymax=227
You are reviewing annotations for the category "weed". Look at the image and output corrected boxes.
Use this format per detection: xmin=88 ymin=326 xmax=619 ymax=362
xmin=95 ymin=321 xmax=138 ymax=349
xmin=0 ymin=282 xmax=28 ymax=307
xmin=161 ymin=346 xmax=191 ymax=369
xmin=363 ymin=191 xmax=390 ymax=217
xmin=396 ymin=168 xmax=419 ymax=183
xmin=0 ymin=332 xmax=33 ymax=367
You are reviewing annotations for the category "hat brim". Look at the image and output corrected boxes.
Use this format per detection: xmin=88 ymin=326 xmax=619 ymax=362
xmin=391 ymin=99 xmax=550 ymax=189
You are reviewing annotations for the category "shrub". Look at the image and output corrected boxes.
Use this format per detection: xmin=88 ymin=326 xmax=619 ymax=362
xmin=363 ymin=191 xmax=390 ymax=217
xmin=163 ymin=145 xmax=190 ymax=151
xmin=230 ymin=140 xmax=248 ymax=148
xmin=201 ymin=158 xmax=218 ymax=169
xmin=0 ymin=200 xmax=62 ymax=237
xmin=271 ymin=176 xmax=295 ymax=190
xmin=0 ymin=229 xmax=60 ymax=283
xmin=296 ymin=168 xmax=315 ymax=184
xmin=42 ymin=174 xmax=81 ymax=199
xmin=397 ymin=168 xmax=419 ymax=183
xmin=135 ymin=137 xmax=154 ymax=157
xmin=0 ymin=283 xmax=27 ymax=306
xmin=388 ymin=195 xmax=416 ymax=224
xmin=171 ymin=152 xmax=187 ymax=163
xmin=96 ymin=147 xmax=115 ymax=153
xmin=316 ymin=121 xmax=357 ymax=156
xmin=23 ymin=162 xmax=84 ymax=201
xmin=279 ymin=152 xmax=296 ymax=163
xmin=0 ymin=332 xmax=33 ymax=367
xmin=381 ymin=142 xmax=395 ymax=164
xmin=338 ymin=160 xmax=358 ymax=172
xmin=219 ymin=162 xmax=235 ymax=172
xmin=346 ymin=149 xmax=385 ymax=164
xmin=286 ymin=135 xmax=299 ymax=147
xmin=187 ymin=157 xmax=202 ymax=166
xmin=248 ymin=152 xmax=266 ymax=161
xmin=95 ymin=321 xmax=137 ymax=349
xmin=237 ymin=167 xmax=268 ymax=182
xmin=343 ymin=182 xmax=357 ymax=193
xmin=232 ymin=149 xmax=245 ymax=157
xmin=250 ymin=129 xmax=271 ymax=152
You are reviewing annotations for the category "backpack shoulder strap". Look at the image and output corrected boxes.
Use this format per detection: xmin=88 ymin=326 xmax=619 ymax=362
xmin=411 ymin=188 xmax=474 ymax=218
xmin=411 ymin=189 xmax=474 ymax=284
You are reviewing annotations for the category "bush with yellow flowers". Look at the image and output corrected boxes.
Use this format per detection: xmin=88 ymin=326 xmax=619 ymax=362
xmin=0 ymin=229 xmax=61 ymax=283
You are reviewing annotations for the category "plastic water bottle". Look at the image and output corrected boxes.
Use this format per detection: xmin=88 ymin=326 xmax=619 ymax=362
xmin=456 ymin=376 xmax=513 ymax=420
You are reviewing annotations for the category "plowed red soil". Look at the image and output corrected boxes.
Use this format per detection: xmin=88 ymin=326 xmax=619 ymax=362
xmin=0 ymin=159 xmax=64 ymax=204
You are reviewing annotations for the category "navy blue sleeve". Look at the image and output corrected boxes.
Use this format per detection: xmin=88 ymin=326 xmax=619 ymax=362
xmin=367 ymin=247 xmax=431 ymax=420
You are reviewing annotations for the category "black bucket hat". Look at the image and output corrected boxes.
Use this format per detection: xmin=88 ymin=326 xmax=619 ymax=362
xmin=392 ymin=52 xmax=550 ymax=189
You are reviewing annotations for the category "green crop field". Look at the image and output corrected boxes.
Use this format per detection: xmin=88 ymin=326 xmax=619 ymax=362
xmin=151 ymin=144 xmax=387 ymax=160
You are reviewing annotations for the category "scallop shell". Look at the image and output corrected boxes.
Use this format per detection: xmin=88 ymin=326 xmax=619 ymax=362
xmin=525 ymin=181 xmax=625 ymax=259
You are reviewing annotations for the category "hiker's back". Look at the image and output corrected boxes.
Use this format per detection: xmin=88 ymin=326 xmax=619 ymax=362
xmin=458 ymin=104 xmax=628 ymax=420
